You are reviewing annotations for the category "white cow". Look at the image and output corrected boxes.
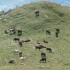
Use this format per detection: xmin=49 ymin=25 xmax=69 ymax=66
xmin=13 ymin=49 xmax=21 ymax=55
xmin=20 ymin=56 xmax=26 ymax=64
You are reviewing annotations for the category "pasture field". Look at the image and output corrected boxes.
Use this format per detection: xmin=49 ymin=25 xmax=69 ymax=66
xmin=0 ymin=1 xmax=70 ymax=70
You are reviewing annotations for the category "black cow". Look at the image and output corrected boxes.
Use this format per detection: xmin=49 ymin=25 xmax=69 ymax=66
xmin=40 ymin=57 xmax=46 ymax=63
xmin=35 ymin=45 xmax=46 ymax=50
xmin=55 ymin=28 xmax=60 ymax=37
xmin=35 ymin=11 xmax=39 ymax=17
xmin=41 ymin=53 xmax=46 ymax=57
xmin=40 ymin=53 xmax=46 ymax=63
xmin=9 ymin=60 xmax=15 ymax=64
xmin=13 ymin=38 xmax=20 ymax=41
xmin=46 ymin=48 xmax=52 ymax=53
xmin=35 ymin=46 xmax=41 ymax=50
xmin=56 ymin=29 xmax=60 ymax=33
xmin=17 ymin=30 xmax=22 ymax=36
xmin=46 ymin=30 xmax=51 ymax=35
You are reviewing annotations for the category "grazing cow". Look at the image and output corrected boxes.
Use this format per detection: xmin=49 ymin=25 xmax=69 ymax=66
xmin=35 ymin=46 xmax=41 ymax=50
xmin=46 ymin=48 xmax=52 ymax=53
xmin=19 ymin=51 xmax=22 ymax=57
xmin=40 ymin=53 xmax=46 ymax=63
xmin=41 ymin=53 xmax=46 ymax=57
xmin=13 ymin=49 xmax=21 ymax=55
xmin=12 ymin=28 xmax=16 ymax=34
xmin=19 ymin=41 xmax=23 ymax=47
xmin=46 ymin=30 xmax=51 ymax=35
xmin=39 ymin=45 xmax=46 ymax=48
xmin=55 ymin=28 xmax=60 ymax=37
xmin=4 ymin=30 xmax=8 ymax=34
xmin=9 ymin=59 xmax=15 ymax=64
xmin=35 ymin=45 xmax=46 ymax=50
xmin=20 ymin=56 xmax=26 ymax=64
xmin=40 ymin=57 xmax=46 ymax=63
xmin=13 ymin=38 xmax=20 ymax=41
xmin=35 ymin=11 xmax=39 ymax=17
xmin=43 ymin=39 xmax=48 ymax=43
xmin=17 ymin=30 xmax=22 ymax=36
xmin=24 ymin=39 xmax=30 ymax=42
xmin=9 ymin=28 xmax=16 ymax=35
xmin=56 ymin=29 xmax=60 ymax=33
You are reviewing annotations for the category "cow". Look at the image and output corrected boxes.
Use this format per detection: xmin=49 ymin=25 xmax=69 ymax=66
xmin=40 ymin=57 xmax=46 ymax=63
xmin=20 ymin=39 xmax=30 ymax=43
xmin=43 ymin=39 xmax=48 ymax=43
xmin=9 ymin=28 xmax=16 ymax=35
xmin=46 ymin=48 xmax=52 ymax=53
xmin=46 ymin=30 xmax=51 ymax=35
xmin=19 ymin=41 xmax=23 ymax=47
xmin=13 ymin=49 xmax=21 ymax=55
xmin=41 ymin=53 xmax=46 ymax=57
xmin=13 ymin=38 xmax=20 ymax=41
xmin=35 ymin=45 xmax=46 ymax=50
xmin=4 ymin=30 xmax=8 ymax=34
xmin=40 ymin=53 xmax=46 ymax=63
xmin=35 ymin=46 xmax=41 ymax=50
xmin=56 ymin=29 xmax=60 ymax=33
xmin=24 ymin=39 xmax=30 ymax=42
xmin=12 ymin=28 xmax=16 ymax=34
xmin=20 ymin=56 xmax=26 ymax=64
xmin=19 ymin=51 xmax=22 ymax=57
xmin=17 ymin=30 xmax=22 ymax=36
xmin=9 ymin=59 xmax=15 ymax=64
xmin=35 ymin=11 xmax=39 ymax=17
xmin=55 ymin=28 xmax=60 ymax=37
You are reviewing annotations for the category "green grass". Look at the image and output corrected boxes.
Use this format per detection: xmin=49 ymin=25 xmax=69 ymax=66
xmin=0 ymin=1 xmax=70 ymax=70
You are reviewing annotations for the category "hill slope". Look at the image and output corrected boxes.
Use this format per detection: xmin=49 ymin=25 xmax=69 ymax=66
xmin=0 ymin=1 xmax=70 ymax=70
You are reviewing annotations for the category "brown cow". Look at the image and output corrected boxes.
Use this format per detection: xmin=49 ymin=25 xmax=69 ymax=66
xmin=35 ymin=45 xmax=46 ymax=50
xmin=43 ymin=39 xmax=48 ymax=43
xmin=4 ymin=30 xmax=8 ymax=34
xmin=24 ymin=39 xmax=30 ymax=42
xmin=19 ymin=41 xmax=23 ymax=47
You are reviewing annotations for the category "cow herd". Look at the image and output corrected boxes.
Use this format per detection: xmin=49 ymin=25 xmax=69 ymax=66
xmin=3 ymin=11 xmax=60 ymax=64
xmin=46 ymin=28 xmax=60 ymax=37
xmin=5 ymin=28 xmax=22 ymax=36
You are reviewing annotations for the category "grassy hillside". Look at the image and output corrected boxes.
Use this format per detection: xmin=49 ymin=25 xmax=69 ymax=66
xmin=0 ymin=1 xmax=70 ymax=70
